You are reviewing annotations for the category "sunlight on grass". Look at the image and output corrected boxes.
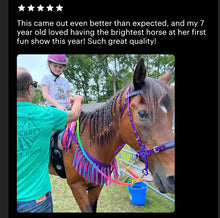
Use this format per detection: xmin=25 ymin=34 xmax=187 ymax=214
xmin=50 ymin=174 xmax=174 ymax=213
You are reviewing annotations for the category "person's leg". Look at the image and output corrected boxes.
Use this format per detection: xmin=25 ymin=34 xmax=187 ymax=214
xmin=17 ymin=191 xmax=53 ymax=213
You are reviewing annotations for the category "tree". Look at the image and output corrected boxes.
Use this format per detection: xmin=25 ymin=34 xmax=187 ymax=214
xmin=32 ymin=85 xmax=45 ymax=105
xmin=64 ymin=55 xmax=94 ymax=103
xmin=64 ymin=54 xmax=175 ymax=103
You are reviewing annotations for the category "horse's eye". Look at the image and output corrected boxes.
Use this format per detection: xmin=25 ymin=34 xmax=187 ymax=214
xmin=138 ymin=110 xmax=149 ymax=120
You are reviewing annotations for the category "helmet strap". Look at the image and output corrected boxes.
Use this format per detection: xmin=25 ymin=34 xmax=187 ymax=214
xmin=49 ymin=67 xmax=61 ymax=82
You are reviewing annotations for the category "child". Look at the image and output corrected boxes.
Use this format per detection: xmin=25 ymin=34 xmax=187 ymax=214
xmin=40 ymin=54 xmax=74 ymax=110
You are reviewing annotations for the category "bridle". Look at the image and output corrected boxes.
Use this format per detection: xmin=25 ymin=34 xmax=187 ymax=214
xmin=119 ymin=87 xmax=175 ymax=176
xmin=66 ymin=86 xmax=175 ymax=181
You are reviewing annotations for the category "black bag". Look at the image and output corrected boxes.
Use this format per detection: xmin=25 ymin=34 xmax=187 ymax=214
xmin=50 ymin=130 xmax=66 ymax=179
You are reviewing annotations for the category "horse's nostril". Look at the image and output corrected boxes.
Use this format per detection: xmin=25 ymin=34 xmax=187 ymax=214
xmin=167 ymin=175 xmax=175 ymax=186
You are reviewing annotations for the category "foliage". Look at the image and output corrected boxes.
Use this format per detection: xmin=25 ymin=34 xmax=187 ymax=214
xmin=64 ymin=54 xmax=175 ymax=103
xmin=32 ymin=85 xmax=45 ymax=105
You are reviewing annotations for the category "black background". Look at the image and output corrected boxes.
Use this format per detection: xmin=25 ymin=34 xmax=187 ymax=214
xmin=2 ymin=0 xmax=218 ymax=217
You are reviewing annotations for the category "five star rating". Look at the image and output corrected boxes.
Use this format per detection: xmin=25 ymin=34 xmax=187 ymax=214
xmin=18 ymin=4 xmax=63 ymax=12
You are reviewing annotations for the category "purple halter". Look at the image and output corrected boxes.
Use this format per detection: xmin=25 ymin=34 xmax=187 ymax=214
xmin=120 ymin=87 xmax=175 ymax=175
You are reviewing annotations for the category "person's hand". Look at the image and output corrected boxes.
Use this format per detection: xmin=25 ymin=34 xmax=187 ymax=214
xmin=56 ymin=105 xmax=67 ymax=111
xmin=73 ymin=95 xmax=84 ymax=105
xmin=68 ymin=97 xmax=75 ymax=104
xmin=66 ymin=95 xmax=84 ymax=124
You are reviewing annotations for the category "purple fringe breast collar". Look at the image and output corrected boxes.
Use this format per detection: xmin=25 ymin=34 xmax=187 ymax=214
xmin=72 ymin=145 xmax=119 ymax=186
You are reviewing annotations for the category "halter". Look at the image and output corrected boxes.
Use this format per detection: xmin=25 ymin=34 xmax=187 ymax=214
xmin=120 ymin=87 xmax=175 ymax=175
xmin=66 ymin=86 xmax=175 ymax=185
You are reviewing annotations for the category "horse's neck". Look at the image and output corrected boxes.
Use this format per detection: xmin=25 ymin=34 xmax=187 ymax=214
xmin=78 ymin=90 xmax=128 ymax=165
xmin=79 ymin=121 xmax=124 ymax=165
xmin=80 ymin=118 xmax=124 ymax=165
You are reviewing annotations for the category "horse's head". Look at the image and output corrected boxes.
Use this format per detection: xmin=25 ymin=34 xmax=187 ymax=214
xmin=119 ymin=58 xmax=175 ymax=194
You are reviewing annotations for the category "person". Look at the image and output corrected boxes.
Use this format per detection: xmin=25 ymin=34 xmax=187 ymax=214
xmin=40 ymin=54 xmax=74 ymax=111
xmin=17 ymin=67 xmax=84 ymax=213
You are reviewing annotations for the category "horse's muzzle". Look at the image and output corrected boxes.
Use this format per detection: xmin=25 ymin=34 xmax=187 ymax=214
xmin=154 ymin=173 xmax=175 ymax=194
xmin=166 ymin=174 xmax=175 ymax=194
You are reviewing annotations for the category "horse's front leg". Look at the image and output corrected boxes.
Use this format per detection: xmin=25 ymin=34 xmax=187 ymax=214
xmin=88 ymin=185 xmax=103 ymax=213
xmin=67 ymin=180 xmax=93 ymax=213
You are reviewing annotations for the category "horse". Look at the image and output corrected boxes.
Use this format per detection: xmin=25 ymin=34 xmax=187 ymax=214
xmin=49 ymin=58 xmax=175 ymax=212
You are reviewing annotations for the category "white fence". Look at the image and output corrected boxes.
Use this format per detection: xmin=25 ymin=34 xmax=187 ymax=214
xmin=118 ymin=118 xmax=175 ymax=203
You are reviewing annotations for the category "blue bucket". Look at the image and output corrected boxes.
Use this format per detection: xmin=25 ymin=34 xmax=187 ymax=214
xmin=127 ymin=181 xmax=148 ymax=205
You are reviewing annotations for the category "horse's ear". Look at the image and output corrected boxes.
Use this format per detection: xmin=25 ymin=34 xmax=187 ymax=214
xmin=133 ymin=58 xmax=147 ymax=90
xmin=159 ymin=69 xmax=172 ymax=84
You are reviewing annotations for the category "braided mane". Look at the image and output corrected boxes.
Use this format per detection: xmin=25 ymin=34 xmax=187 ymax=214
xmin=79 ymin=77 xmax=172 ymax=146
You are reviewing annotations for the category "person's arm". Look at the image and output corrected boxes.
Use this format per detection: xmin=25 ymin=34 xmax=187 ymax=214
xmin=41 ymin=85 xmax=66 ymax=110
xmin=66 ymin=95 xmax=84 ymax=124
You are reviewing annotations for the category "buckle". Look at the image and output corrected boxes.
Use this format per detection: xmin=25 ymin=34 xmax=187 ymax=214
xmin=52 ymin=149 xmax=62 ymax=158
xmin=153 ymin=146 xmax=159 ymax=153
xmin=136 ymin=136 xmax=140 ymax=141
xmin=142 ymin=169 xmax=148 ymax=176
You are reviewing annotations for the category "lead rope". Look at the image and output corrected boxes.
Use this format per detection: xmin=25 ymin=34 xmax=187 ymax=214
xmin=115 ymin=155 xmax=153 ymax=184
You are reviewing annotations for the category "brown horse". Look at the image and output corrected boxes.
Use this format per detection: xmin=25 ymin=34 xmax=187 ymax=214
xmin=49 ymin=58 xmax=175 ymax=212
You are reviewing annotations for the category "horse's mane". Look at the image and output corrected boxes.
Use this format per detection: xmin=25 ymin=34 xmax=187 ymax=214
xmin=141 ymin=77 xmax=173 ymax=118
xmin=79 ymin=77 xmax=173 ymax=146
xmin=79 ymin=85 xmax=128 ymax=146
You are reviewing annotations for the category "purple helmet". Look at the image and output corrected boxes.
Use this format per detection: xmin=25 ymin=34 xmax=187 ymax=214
xmin=48 ymin=54 xmax=67 ymax=65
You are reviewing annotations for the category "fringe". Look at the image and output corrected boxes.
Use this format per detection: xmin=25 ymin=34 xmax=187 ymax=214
xmin=72 ymin=146 xmax=118 ymax=186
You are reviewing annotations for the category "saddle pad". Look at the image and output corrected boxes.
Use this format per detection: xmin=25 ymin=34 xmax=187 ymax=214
xmin=59 ymin=121 xmax=76 ymax=150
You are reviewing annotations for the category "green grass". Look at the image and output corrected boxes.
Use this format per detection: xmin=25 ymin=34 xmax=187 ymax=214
xmin=50 ymin=175 xmax=174 ymax=213
xmin=50 ymin=144 xmax=175 ymax=213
